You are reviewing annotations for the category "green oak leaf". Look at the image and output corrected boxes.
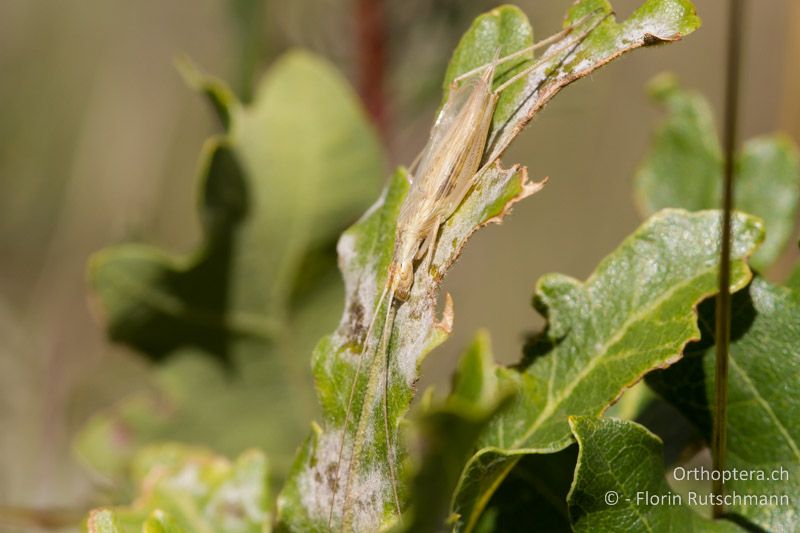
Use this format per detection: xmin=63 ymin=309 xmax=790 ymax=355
xmin=604 ymin=381 xmax=657 ymax=421
xmin=635 ymin=73 xmax=800 ymax=270
xmin=448 ymin=332 xmax=576 ymax=533
xmin=79 ymin=51 xmax=383 ymax=483
xmin=648 ymin=277 xmax=800 ymax=531
xmin=85 ymin=444 xmax=271 ymax=533
xmin=278 ymin=1 xmax=700 ymax=530
xmin=478 ymin=398 xmax=702 ymax=531
xmin=568 ymin=417 xmax=742 ymax=532
xmin=451 ymin=210 xmax=763 ymax=531
xmin=90 ymin=49 xmax=383 ymax=363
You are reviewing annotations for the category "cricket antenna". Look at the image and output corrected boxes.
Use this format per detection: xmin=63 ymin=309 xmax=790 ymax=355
xmin=329 ymin=274 xmax=402 ymax=529
xmin=482 ymin=9 xmax=612 ymax=165
xmin=380 ymin=286 xmax=402 ymax=517
xmin=339 ymin=275 xmax=403 ymax=528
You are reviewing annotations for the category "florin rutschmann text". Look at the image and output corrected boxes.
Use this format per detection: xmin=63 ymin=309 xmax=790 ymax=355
xmin=632 ymin=491 xmax=790 ymax=507
xmin=601 ymin=466 xmax=792 ymax=508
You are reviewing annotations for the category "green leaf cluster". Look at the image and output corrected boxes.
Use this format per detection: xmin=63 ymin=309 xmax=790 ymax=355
xmin=485 ymin=75 xmax=800 ymax=533
xmin=74 ymin=1 xmax=800 ymax=533
xmin=450 ymin=209 xmax=762 ymax=530
xmin=647 ymin=277 xmax=800 ymax=530
xmin=632 ymin=75 xmax=800 ymax=532
xmin=278 ymin=1 xmax=703 ymax=530
xmin=391 ymin=10 xmax=800 ymax=533
xmin=85 ymin=444 xmax=270 ymax=533
xmin=635 ymin=73 xmax=800 ymax=270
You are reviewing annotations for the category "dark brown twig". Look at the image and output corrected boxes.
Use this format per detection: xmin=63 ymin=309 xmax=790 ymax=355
xmin=712 ymin=0 xmax=744 ymax=519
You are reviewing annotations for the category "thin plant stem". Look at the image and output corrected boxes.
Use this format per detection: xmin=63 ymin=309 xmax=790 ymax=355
xmin=712 ymin=0 xmax=744 ymax=519
xmin=356 ymin=0 xmax=390 ymax=141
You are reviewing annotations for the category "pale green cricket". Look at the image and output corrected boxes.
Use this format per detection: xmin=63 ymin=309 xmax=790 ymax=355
xmin=329 ymin=10 xmax=608 ymax=530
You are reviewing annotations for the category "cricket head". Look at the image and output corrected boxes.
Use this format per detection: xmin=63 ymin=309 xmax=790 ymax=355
xmin=387 ymin=231 xmax=418 ymax=301
xmin=388 ymin=260 xmax=414 ymax=301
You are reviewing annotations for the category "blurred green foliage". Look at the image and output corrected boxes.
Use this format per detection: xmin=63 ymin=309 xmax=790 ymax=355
xmin=78 ymin=50 xmax=384 ymax=488
xmin=635 ymin=74 xmax=800 ymax=270
xmin=452 ymin=209 xmax=762 ymax=530
xmin=85 ymin=444 xmax=270 ymax=533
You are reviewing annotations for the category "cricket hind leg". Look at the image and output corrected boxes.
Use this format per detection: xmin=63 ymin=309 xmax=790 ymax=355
xmin=492 ymin=10 xmax=611 ymax=94
xmin=415 ymin=217 xmax=441 ymax=263
xmin=424 ymin=217 xmax=442 ymax=268
xmin=476 ymin=10 xmax=612 ymax=172
xmin=451 ymin=8 xmax=608 ymax=86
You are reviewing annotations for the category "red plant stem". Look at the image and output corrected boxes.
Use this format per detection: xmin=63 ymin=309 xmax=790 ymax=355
xmin=355 ymin=0 xmax=390 ymax=142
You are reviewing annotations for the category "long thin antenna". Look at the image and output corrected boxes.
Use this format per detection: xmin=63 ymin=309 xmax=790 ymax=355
xmin=328 ymin=283 xmax=391 ymax=528
xmin=482 ymin=11 xmax=611 ymax=165
xmin=712 ymin=0 xmax=744 ymax=519
xmin=450 ymin=9 xmax=603 ymax=85
xmin=340 ymin=280 xmax=400 ymax=528
xmin=380 ymin=296 xmax=402 ymax=515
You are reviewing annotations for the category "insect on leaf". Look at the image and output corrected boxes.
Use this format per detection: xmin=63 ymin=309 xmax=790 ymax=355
xmin=278 ymin=1 xmax=702 ymax=530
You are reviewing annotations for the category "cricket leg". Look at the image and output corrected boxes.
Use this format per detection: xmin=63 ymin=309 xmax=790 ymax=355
xmin=477 ymin=11 xmax=611 ymax=173
xmin=493 ymin=11 xmax=610 ymax=94
xmin=451 ymin=8 xmax=607 ymax=85
xmin=424 ymin=217 xmax=441 ymax=268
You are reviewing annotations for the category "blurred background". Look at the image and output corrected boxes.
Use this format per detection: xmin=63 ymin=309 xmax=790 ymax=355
xmin=0 ymin=0 xmax=798 ymax=529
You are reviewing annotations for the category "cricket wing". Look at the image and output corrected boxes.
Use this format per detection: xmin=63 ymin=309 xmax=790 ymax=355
xmin=415 ymin=78 xmax=484 ymax=180
xmin=431 ymin=87 xmax=498 ymax=220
